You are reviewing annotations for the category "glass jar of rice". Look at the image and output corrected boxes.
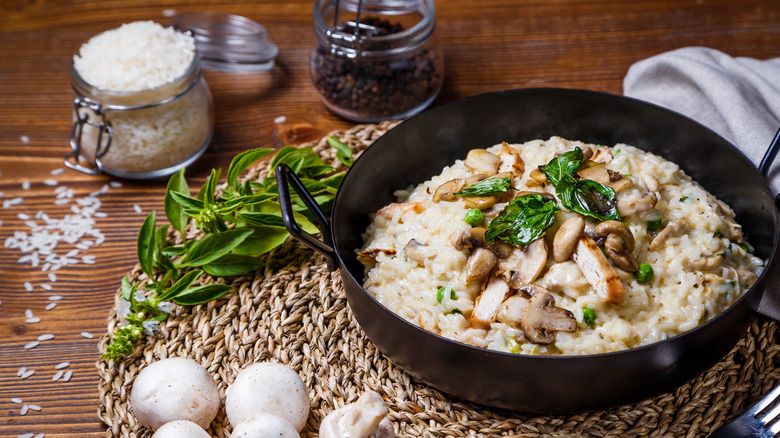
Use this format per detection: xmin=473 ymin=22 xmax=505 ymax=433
xmin=68 ymin=21 xmax=214 ymax=179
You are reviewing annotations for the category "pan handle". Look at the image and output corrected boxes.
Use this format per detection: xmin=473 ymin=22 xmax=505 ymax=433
xmin=276 ymin=163 xmax=338 ymax=270
xmin=758 ymin=126 xmax=780 ymax=178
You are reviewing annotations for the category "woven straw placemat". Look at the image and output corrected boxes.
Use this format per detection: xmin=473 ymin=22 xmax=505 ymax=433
xmin=97 ymin=121 xmax=780 ymax=438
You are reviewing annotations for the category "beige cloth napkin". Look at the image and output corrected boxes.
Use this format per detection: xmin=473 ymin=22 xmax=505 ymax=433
xmin=624 ymin=46 xmax=780 ymax=192
xmin=624 ymin=46 xmax=780 ymax=319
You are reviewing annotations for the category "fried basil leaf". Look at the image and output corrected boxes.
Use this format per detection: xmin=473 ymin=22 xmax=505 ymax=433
xmin=558 ymin=179 xmax=619 ymax=221
xmin=485 ymin=194 xmax=559 ymax=245
xmin=454 ymin=177 xmax=512 ymax=197
xmin=539 ymin=148 xmax=584 ymax=187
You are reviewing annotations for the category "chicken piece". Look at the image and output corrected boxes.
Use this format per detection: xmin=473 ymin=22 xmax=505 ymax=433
xmin=471 ymin=275 xmax=512 ymax=329
xmin=496 ymin=238 xmax=548 ymax=289
xmin=374 ymin=202 xmax=425 ymax=220
xmin=572 ymin=236 xmax=626 ymax=304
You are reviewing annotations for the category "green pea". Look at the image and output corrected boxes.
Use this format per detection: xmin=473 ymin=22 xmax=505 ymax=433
xmin=647 ymin=218 xmax=663 ymax=232
xmin=582 ymin=307 xmax=596 ymax=328
xmin=635 ymin=263 xmax=654 ymax=284
xmin=436 ymin=286 xmax=455 ymax=303
xmin=464 ymin=208 xmax=484 ymax=226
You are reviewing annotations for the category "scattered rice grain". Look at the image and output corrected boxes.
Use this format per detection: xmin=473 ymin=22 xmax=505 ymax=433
xmin=17 ymin=213 xmax=30 ymax=220
xmin=20 ymin=369 xmax=35 ymax=379
xmin=20 ymin=135 xmax=30 ymax=144
xmin=25 ymin=309 xmax=33 ymax=318
xmin=24 ymin=282 xmax=33 ymax=291
xmin=25 ymin=317 xmax=41 ymax=323
xmin=109 ymin=181 xmax=122 ymax=188
xmin=48 ymin=295 xmax=62 ymax=301
xmin=47 ymin=273 xmax=56 ymax=282
xmin=19 ymin=405 xmax=29 ymax=416
xmin=55 ymin=362 xmax=69 ymax=369
xmin=52 ymin=371 xmax=63 ymax=381
xmin=27 ymin=405 xmax=41 ymax=411
xmin=274 ymin=115 xmax=287 ymax=124
xmin=50 ymin=168 xmax=64 ymax=176
xmin=43 ymin=179 xmax=58 ymax=187
xmin=3 ymin=197 xmax=23 ymax=208
xmin=133 ymin=204 xmax=142 ymax=214
xmin=45 ymin=302 xmax=57 ymax=311
xmin=80 ymin=332 xmax=94 ymax=339
xmin=37 ymin=334 xmax=54 ymax=341
xmin=24 ymin=341 xmax=39 ymax=349
xmin=17 ymin=367 xmax=26 ymax=376
xmin=162 ymin=8 xmax=176 ymax=17
xmin=40 ymin=283 xmax=52 ymax=291
xmin=53 ymin=198 xmax=69 ymax=205
xmin=18 ymin=433 xmax=33 ymax=438
xmin=63 ymin=370 xmax=73 ymax=381
xmin=11 ymin=398 xmax=23 ymax=403
xmin=22 ymin=181 xmax=30 ymax=190
xmin=35 ymin=434 xmax=45 ymax=438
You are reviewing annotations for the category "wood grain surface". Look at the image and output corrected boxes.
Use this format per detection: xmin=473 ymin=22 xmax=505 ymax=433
xmin=0 ymin=0 xmax=778 ymax=436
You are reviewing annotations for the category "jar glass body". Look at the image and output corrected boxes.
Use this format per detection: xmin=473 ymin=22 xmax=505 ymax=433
xmin=69 ymin=55 xmax=214 ymax=179
xmin=310 ymin=0 xmax=444 ymax=122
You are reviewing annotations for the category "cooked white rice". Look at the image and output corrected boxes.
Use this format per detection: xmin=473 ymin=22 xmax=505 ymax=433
xmin=359 ymin=137 xmax=764 ymax=356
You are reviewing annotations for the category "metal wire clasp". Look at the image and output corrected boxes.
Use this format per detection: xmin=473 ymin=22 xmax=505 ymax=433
xmin=66 ymin=97 xmax=113 ymax=175
xmin=326 ymin=0 xmax=379 ymax=59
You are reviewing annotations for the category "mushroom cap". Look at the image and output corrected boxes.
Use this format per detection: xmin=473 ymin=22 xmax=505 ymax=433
xmin=521 ymin=290 xmax=577 ymax=344
xmin=320 ymin=392 xmax=394 ymax=438
xmin=231 ymin=413 xmax=300 ymax=438
xmin=130 ymin=357 xmax=220 ymax=431
xmin=226 ymin=362 xmax=310 ymax=432
xmin=151 ymin=420 xmax=211 ymax=438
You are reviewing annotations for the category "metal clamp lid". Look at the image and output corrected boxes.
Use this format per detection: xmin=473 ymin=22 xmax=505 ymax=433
xmin=65 ymin=97 xmax=112 ymax=175
xmin=173 ymin=12 xmax=279 ymax=73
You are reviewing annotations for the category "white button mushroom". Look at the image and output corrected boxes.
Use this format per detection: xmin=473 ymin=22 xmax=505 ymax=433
xmin=130 ymin=357 xmax=220 ymax=431
xmin=226 ymin=362 xmax=310 ymax=432
xmin=320 ymin=391 xmax=394 ymax=438
xmin=151 ymin=420 xmax=211 ymax=438
xmin=231 ymin=413 xmax=300 ymax=438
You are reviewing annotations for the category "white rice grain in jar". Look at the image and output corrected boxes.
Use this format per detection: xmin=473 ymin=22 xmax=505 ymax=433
xmin=68 ymin=21 xmax=214 ymax=179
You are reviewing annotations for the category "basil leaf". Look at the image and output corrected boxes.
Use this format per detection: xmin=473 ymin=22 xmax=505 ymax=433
xmin=227 ymin=148 xmax=274 ymax=192
xmin=203 ymin=254 xmax=264 ymax=277
xmin=539 ymin=148 xmax=584 ymax=187
xmin=164 ymin=168 xmax=190 ymax=234
xmin=327 ymin=136 xmax=354 ymax=166
xmin=169 ymin=191 xmax=204 ymax=211
xmin=558 ymin=179 xmax=619 ymax=221
xmin=238 ymin=201 xmax=320 ymax=234
xmin=137 ymin=212 xmax=157 ymax=277
xmin=485 ymin=194 xmax=559 ymax=245
xmin=454 ymin=177 xmax=511 ymax=197
xmin=179 ymin=228 xmax=254 ymax=267
xmin=232 ymin=226 xmax=290 ymax=256
xmin=197 ymin=168 xmax=221 ymax=205
xmin=173 ymin=284 xmax=232 ymax=306
xmin=157 ymin=269 xmax=203 ymax=302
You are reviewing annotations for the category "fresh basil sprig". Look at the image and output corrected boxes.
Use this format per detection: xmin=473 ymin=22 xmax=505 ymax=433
xmin=485 ymin=194 xmax=559 ymax=245
xmin=103 ymin=137 xmax=353 ymax=361
xmin=539 ymin=147 xmax=619 ymax=221
xmin=454 ymin=177 xmax=512 ymax=197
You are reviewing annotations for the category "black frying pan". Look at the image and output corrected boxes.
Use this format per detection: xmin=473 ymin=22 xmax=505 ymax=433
xmin=277 ymin=88 xmax=780 ymax=413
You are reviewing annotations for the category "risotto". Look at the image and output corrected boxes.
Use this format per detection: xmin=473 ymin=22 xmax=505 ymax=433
xmin=358 ymin=137 xmax=764 ymax=356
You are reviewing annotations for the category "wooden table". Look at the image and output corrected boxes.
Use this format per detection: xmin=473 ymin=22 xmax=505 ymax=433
xmin=0 ymin=0 xmax=778 ymax=436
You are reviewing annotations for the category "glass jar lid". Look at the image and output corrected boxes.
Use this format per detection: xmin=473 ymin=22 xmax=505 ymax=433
xmin=174 ymin=12 xmax=279 ymax=73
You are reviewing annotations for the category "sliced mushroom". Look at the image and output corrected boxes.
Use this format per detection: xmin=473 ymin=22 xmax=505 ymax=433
xmin=616 ymin=191 xmax=657 ymax=216
xmin=464 ymin=149 xmax=500 ymax=175
xmin=572 ymin=236 xmax=626 ymax=304
xmin=404 ymin=239 xmax=434 ymax=263
xmin=497 ymin=142 xmax=525 ymax=177
xmin=521 ymin=291 xmax=577 ymax=344
xmin=528 ymin=168 xmax=548 ymax=187
xmin=496 ymin=238 xmax=549 ymax=289
xmin=471 ymin=275 xmax=512 ymax=329
xmin=723 ymin=220 xmax=743 ymax=241
xmin=433 ymin=179 xmax=466 ymax=203
xmin=589 ymin=147 xmax=613 ymax=163
xmin=496 ymin=295 xmax=529 ymax=325
xmin=464 ymin=195 xmax=500 ymax=210
xmin=517 ymin=283 xmax=549 ymax=298
xmin=596 ymin=220 xmax=638 ymax=272
xmin=643 ymin=175 xmax=660 ymax=192
xmin=356 ymin=248 xmax=396 ymax=265
xmin=374 ymin=202 xmax=426 ymax=220
xmin=577 ymin=163 xmax=632 ymax=192
xmin=465 ymin=247 xmax=499 ymax=282
xmin=452 ymin=227 xmax=487 ymax=250
xmin=464 ymin=174 xmax=490 ymax=186
xmin=687 ymin=255 xmax=723 ymax=272
xmin=737 ymin=268 xmax=758 ymax=288
xmin=553 ymin=216 xmax=585 ymax=262
xmin=649 ymin=220 xmax=686 ymax=251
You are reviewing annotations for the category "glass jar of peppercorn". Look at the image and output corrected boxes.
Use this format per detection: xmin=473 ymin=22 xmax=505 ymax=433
xmin=311 ymin=0 xmax=444 ymax=123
